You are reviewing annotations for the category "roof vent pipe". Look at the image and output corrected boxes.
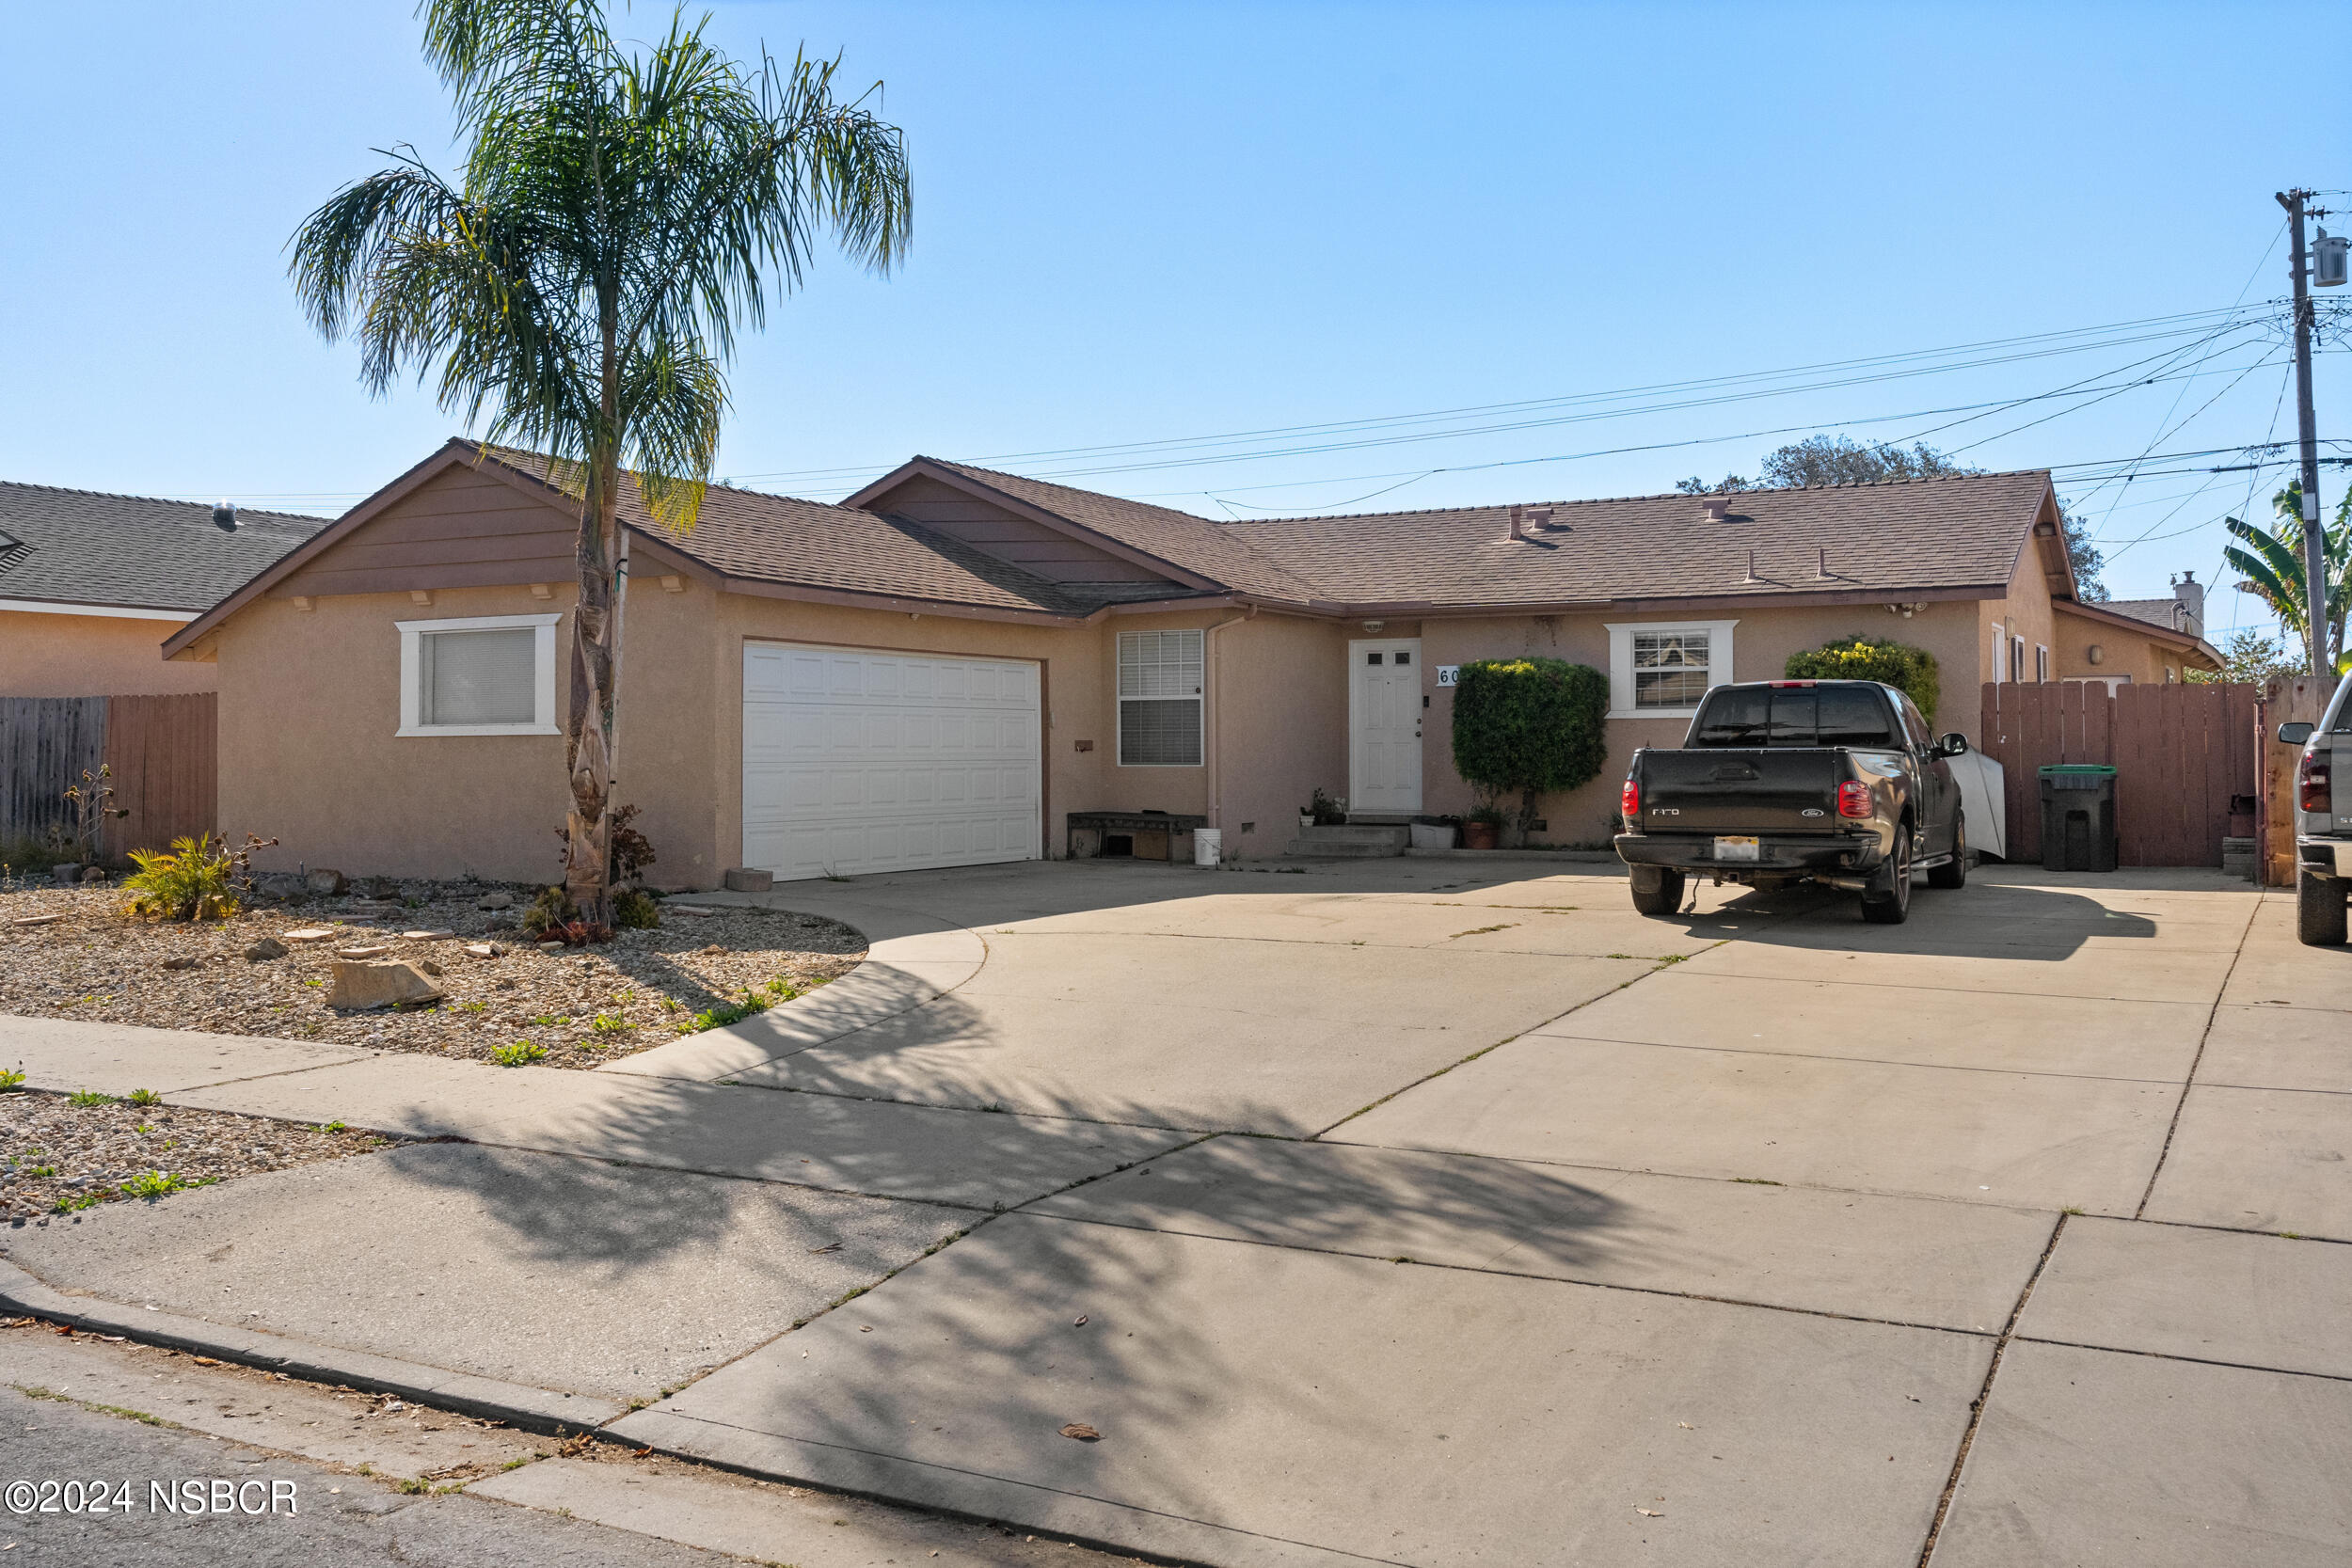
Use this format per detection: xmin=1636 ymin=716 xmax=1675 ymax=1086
xmin=1698 ymin=497 xmax=1729 ymax=524
xmin=1739 ymin=548 xmax=1762 ymax=584
xmin=1815 ymin=546 xmax=1832 ymax=579
xmin=1506 ymin=504 xmax=1531 ymax=544
xmin=212 ymin=500 xmax=238 ymax=532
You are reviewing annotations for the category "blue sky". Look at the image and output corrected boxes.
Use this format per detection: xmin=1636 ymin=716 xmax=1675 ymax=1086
xmin=3 ymin=2 xmax=2345 ymax=631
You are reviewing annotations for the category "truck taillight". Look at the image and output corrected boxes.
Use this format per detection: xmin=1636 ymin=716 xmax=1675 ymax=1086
xmin=1621 ymin=778 xmax=1641 ymax=817
xmin=2301 ymin=750 xmax=2333 ymax=815
xmin=1836 ymin=780 xmax=1872 ymax=818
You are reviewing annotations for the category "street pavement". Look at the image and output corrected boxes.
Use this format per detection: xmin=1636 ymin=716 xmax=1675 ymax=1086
xmin=2 ymin=856 xmax=2346 ymax=1565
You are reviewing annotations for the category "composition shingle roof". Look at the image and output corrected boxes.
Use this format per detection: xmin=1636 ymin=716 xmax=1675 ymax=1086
xmin=366 ymin=445 xmax=2058 ymax=621
xmin=1218 ymin=470 xmax=2057 ymax=609
xmin=0 ymin=483 xmax=328 ymax=613
xmin=2098 ymin=596 xmax=2192 ymax=632
xmin=476 ymin=449 xmax=1204 ymax=616
xmin=915 ymin=459 xmax=1323 ymax=601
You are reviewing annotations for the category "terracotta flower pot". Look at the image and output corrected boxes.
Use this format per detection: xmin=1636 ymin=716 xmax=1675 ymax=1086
xmin=1462 ymin=821 xmax=1500 ymax=850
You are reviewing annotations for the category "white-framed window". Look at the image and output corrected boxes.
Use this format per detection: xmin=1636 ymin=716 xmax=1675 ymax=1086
xmin=2010 ymin=635 xmax=2026 ymax=685
xmin=1605 ymin=619 xmax=1737 ymax=719
xmin=396 ymin=612 xmax=561 ymax=736
xmin=2035 ymin=644 xmax=2050 ymax=683
xmin=1991 ymin=625 xmax=2005 ymax=684
xmin=1117 ymin=628 xmax=1203 ymax=766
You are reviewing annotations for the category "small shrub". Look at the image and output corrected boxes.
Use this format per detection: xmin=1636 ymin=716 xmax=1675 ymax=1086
xmin=1784 ymin=636 xmax=1942 ymax=721
xmin=120 ymin=1170 xmax=213 ymax=1199
xmin=125 ymin=1088 xmax=161 ymax=1106
xmin=121 ymin=833 xmax=241 ymax=922
xmin=521 ymin=886 xmax=577 ymax=939
xmin=0 ymin=1067 xmax=24 ymax=1092
xmin=67 ymin=1090 xmax=116 ymax=1108
xmin=490 ymin=1039 xmax=548 ymax=1068
xmin=612 ymin=888 xmax=660 ymax=929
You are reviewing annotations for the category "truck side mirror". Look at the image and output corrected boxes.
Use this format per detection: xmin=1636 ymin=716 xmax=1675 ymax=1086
xmin=1934 ymin=734 xmax=1970 ymax=757
xmin=2277 ymin=721 xmax=2315 ymax=745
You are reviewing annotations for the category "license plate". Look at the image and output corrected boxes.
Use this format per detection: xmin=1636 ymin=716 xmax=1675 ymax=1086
xmin=1713 ymin=835 xmax=1760 ymax=863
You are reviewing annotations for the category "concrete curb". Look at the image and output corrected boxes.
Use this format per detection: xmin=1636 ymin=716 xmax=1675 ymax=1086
xmin=0 ymin=1258 xmax=626 ymax=1434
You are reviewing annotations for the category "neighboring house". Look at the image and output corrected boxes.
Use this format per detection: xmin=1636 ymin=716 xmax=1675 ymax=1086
xmin=0 ymin=483 xmax=327 ymax=697
xmin=2048 ymin=575 xmax=2223 ymax=689
xmin=165 ymin=440 xmax=2090 ymax=884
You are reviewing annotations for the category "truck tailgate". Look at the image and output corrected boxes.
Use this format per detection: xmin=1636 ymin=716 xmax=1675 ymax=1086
xmin=1638 ymin=748 xmax=1846 ymax=833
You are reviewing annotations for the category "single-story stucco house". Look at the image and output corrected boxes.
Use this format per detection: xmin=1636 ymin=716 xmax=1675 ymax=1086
xmin=0 ymin=482 xmax=326 ymax=698
xmin=164 ymin=439 xmax=2156 ymax=886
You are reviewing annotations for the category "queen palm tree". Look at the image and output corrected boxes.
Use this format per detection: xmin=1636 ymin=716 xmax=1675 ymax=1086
xmin=290 ymin=0 xmax=910 ymax=925
xmin=2222 ymin=482 xmax=2349 ymax=675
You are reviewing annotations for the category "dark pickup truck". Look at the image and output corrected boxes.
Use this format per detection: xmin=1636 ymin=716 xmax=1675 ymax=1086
xmin=1614 ymin=679 xmax=1971 ymax=924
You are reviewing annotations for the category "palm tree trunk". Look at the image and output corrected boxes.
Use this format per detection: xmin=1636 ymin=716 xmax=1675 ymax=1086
xmin=564 ymin=458 xmax=620 ymax=928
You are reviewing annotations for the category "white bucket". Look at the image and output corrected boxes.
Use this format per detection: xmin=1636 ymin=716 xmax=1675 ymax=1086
xmin=1193 ymin=828 xmax=1223 ymax=867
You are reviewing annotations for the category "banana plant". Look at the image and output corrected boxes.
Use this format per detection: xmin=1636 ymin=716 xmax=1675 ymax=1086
xmin=2223 ymin=482 xmax=2350 ymax=673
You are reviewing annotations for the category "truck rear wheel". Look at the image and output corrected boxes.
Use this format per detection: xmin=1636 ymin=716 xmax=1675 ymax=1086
xmin=1861 ymin=831 xmax=1913 ymax=924
xmin=1629 ymin=866 xmax=1686 ymax=918
xmin=2299 ymin=870 xmax=2349 ymax=946
xmin=1926 ymin=812 xmax=1968 ymax=889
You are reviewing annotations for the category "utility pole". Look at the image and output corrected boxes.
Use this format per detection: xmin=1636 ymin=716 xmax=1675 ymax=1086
xmin=2278 ymin=188 xmax=2330 ymax=676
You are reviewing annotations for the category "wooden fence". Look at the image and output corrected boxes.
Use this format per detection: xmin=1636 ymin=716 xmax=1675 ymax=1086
xmin=0 ymin=693 xmax=216 ymax=863
xmin=2255 ymin=676 xmax=2335 ymax=887
xmin=1978 ymin=682 xmax=2260 ymax=867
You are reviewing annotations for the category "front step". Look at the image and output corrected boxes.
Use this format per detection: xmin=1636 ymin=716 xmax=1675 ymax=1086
xmin=1282 ymin=823 xmax=1408 ymax=859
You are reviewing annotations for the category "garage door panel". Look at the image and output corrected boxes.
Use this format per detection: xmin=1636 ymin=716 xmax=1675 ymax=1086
xmin=743 ymin=643 xmax=1041 ymax=881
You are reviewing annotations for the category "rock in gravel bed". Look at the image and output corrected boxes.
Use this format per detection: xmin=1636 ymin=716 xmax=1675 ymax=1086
xmin=0 ymin=883 xmax=865 ymax=1070
xmin=0 ymin=1090 xmax=391 ymax=1223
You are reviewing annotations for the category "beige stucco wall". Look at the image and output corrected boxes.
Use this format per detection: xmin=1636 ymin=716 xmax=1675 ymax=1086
xmin=1981 ymin=545 xmax=2059 ymax=688
xmin=0 ymin=609 xmax=211 ymax=697
xmin=2050 ymin=608 xmax=2194 ymax=685
xmin=1417 ymin=600 xmax=1985 ymax=849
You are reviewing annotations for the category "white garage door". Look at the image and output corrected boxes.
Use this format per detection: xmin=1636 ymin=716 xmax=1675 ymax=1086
xmin=741 ymin=642 xmax=1041 ymax=881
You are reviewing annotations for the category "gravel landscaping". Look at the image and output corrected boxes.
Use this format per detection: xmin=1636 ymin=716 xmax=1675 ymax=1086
xmin=0 ymin=879 xmax=865 ymax=1069
xmin=0 ymin=1088 xmax=391 ymax=1225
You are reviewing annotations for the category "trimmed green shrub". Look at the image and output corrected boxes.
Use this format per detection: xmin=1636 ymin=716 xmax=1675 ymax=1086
xmin=612 ymin=888 xmax=660 ymax=928
xmin=1450 ymin=657 xmax=1610 ymax=833
xmin=1783 ymin=636 xmax=1941 ymax=721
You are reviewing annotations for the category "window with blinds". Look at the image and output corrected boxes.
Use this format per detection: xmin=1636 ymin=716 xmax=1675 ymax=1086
xmin=1630 ymin=629 xmax=1711 ymax=708
xmin=420 ymin=627 xmax=538 ymax=726
xmin=1118 ymin=628 xmax=1203 ymax=767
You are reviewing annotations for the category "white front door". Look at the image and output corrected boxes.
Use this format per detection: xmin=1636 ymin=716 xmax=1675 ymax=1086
xmin=741 ymin=641 xmax=1041 ymax=881
xmin=1349 ymin=639 xmax=1423 ymax=815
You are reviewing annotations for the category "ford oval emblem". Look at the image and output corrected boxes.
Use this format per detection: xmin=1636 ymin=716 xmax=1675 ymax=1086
xmin=1800 ymin=808 xmax=1825 ymax=817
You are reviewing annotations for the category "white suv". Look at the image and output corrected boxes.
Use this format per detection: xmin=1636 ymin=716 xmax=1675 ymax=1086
xmin=2280 ymin=670 xmax=2352 ymax=946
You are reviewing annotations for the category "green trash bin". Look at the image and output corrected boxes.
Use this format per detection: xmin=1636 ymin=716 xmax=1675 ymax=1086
xmin=2039 ymin=765 xmax=2118 ymax=872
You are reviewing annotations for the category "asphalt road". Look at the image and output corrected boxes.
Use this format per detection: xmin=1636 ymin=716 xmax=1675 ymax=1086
xmin=0 ymin=1386 xmax=729 ymax=1568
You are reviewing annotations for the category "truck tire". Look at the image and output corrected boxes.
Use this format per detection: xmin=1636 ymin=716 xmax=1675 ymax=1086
xmin=1927 ymin=812 xmax=1968 ymax=889
xmin=2299 ymin=870 xmax=2349 ymax=946
xmin=1629 ymin=866 xmax=1686 ymax=918
xmin=1861 ymin=829 xmax=1913 ymax=924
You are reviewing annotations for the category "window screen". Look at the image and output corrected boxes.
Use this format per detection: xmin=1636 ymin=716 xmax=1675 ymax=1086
xmin=420 ymin=627 xmax=536 ymax=726
xmin=1118 ymin=629 xmax=1202 ymax=766
xmin=1632 ymin=630 xmax=1710 ymax=708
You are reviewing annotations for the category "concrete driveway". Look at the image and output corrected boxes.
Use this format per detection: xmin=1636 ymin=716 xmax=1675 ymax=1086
xmin=8 ymin=854 xmax=2348 ymax=1566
